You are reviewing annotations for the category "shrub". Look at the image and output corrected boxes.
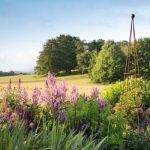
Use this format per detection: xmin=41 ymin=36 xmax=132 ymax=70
xmin=101 ymin=82 xmax=123 ymax=105
xmin=102 ymin=77 xmax=150 ymax=149
xmin=90 ymin=40 xmax=125 ymax=83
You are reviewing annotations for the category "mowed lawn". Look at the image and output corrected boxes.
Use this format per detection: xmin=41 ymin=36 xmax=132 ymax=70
xmin=0 ymin=74 xmax=108 ymax=94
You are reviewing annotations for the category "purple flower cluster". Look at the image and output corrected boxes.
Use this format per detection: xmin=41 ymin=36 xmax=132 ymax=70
xmin=31 ymin=86 xmax=41 ymax=105
xmin=43 ymin=72 xmax=68 ymax=110
xmin=70 ymin=85 xmax=78 ymax=104
xmin=1 ymin=71 xmax=108 ymax=129
xmin=21 ymin=88 xmax=28 ymax=104
xmin=91 ymin=87 xmax=107 ymax=109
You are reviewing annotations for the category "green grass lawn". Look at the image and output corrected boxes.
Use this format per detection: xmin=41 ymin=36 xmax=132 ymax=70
xmin=0 ymin=74 xmax=108 ymax=94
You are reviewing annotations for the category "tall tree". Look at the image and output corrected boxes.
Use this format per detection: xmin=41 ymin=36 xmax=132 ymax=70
xmin=35 ymin=35 xmax=80 ymax=74
xmin=88 ymin=39 xmax=104 ymax=52
xmin=136 ymin=38 xmax=150 ymax=79
xmin=76 ymin=50 xmax=91 ymax=74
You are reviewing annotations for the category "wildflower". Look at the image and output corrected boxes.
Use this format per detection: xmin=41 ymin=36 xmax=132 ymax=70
xmin=59 ymin=110 xmax=66 ymax=124
xmin=91 ymin=87 xmax=99 ymax=98
xmin=59 ymin=79 xmax=67 ymax=102
xmin=21 ymin=88 xmax=28 ymax=103
xmin=39 ymin=91 xmax=47 ymax=105
xmin=31 ymin=86 xmax=41 ymax=105
xmin=98 ymin=100 xmax=107 ymax=109
xmin=70 ymin=84 xmax=78 ymax=104
xmin=53 ymin=101 xmax=61 ymax=111
xmin=47 ymin=71 xmax=56 ymax=86
xmin=17 ymin=105 xmax=24 ymax=119
xmin=7 ymin=111 xmax=13 ymax=119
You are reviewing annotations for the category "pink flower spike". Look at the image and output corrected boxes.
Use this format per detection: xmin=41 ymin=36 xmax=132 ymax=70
xmin=91 ymin=87 xmax=99 ymax=98
xmin=47 ymin=72 xmax=56 ymax=86
xmin=31 ymin=86 xmax=41 ymax=105
xmin=21 ymin=88 xmax=28 ymax=103
xmin=39 ymin=92 xmax=46 ymax=104
xmin=59 ymin=79 xmax=67 ymax=101
xmin=70 ymin=84 xmax=78 ymax=104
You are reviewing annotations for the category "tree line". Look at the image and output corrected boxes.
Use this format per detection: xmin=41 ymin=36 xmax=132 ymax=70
xmin=35 ymin=35 xmax=150 ymax=83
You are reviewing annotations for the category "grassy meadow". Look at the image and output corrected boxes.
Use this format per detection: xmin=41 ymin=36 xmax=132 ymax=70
xmin=0 ymin=74 xmax=107 ymax=94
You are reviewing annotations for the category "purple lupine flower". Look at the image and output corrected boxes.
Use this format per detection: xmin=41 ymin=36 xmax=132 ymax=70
xmin=43 ymin=87 xmax=52 ymax=105
xmin=7 ymin=112 xmax=17 ymax=121
xmin=31 ymin=86 xmax=41 ymax=105
xmin=17 ymin=105 xmax=24 ymax=119
xmin=98 ymin=100 xmax=107 ymax=109
xmin=59 ymin=110 xmax=66 ymax=124
xmin=39 ymin=91 xmax=47 ymax=104
xmin=18 ymin=78 xmax=21 ymax=91
xmin=51 ymin=84 xmax=58 ymax=97
xmin=81 ymin=124 xmax=86 ymax=130
xmin=21 ymin=88 xmax=28 ymax=103
xmin=91 ymin=87 xmax=99 ymax=98
xmin=70 ymin=85 xmax=78 ymax=104
xmin=8 ymin=79 xmax=12 ymax=90
xmin=142 ymin=120 xmax=149 ymax=127
xmin=53 ymin=101 xmax=61 ymax=111
xmin=59 ymin=79 xmax=67 ymax=102
xmin=7 ymin=111 xmax=13 ymax=119
xmin=47 ymin=72 xmax=56 ymax=86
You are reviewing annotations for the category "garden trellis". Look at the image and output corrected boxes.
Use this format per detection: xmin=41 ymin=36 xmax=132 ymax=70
xmin=124 ymin=14 xmax=140 ymax=78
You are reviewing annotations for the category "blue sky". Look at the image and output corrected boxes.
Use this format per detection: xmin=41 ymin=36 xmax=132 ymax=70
xmin=0 ymin=0 xmax=150 ymax=72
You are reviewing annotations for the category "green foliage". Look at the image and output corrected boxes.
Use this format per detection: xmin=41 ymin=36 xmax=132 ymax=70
xmin=0 ymin=122 xmax=107 ymax=150
xmin=4 ymin=92 xmax=21 ymax=110
xmin=102 ymin=77 xmax=150 ymax=108
xmin=101 ymin=77 xmax=150 ymax=149
xmin=120 ymin=77 xmax=150 ymax=109
xmin=91 ymin=40 xmax=125 ymax=83
xmin=136 ymin=38 xmax=150 ymax=79
xmin=125 ymin=129 xmax=150 ymax=150
xmin=76 ymin=50 xmax=91 ymax=74
xmin=66 ymin=96 xmax=99 ymax=132
xmin=88 ymin=50 xmax=97 ymax=79
xmin=88 ymin=39 xmax=104 ymax=52
xmin=35 ymin=35 xmax=80 ymax=74
xmin=107 ymin=106 xmax=128 ymax=149
xmin=101 ymin=82 xmax=123 ymax=105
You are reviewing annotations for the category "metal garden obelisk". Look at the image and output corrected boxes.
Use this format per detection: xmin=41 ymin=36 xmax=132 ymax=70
xmin=124 ymin=14 xmax=140 ymax=78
